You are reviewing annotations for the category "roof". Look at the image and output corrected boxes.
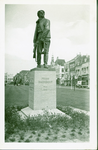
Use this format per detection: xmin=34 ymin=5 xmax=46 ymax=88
xmin=66 ymin=55 xmax=90 ymax=66
xmin=19 ymin=70 xmax=29 ymax=73
xmin=67 ymin=55 xmax=81 ymax=64
xmin=81 ymin=55 xmax=90 ymax=64
xmin=19 ymin=70 xmax=30 ymax=76
xmin=55 ymin=59 xmax=65 ymax=66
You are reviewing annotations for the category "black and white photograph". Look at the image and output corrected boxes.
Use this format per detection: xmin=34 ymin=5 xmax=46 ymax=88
xmin=0 ymin=0 xmax=97 ymax=149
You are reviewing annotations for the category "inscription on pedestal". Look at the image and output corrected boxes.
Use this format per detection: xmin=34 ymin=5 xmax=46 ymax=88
xmin=29 ymin=70 xmax=56 ymax=110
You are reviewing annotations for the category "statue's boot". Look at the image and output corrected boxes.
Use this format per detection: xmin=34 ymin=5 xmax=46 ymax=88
xmin=44 ymin=53 xmax=48 ymax=68
xmin=44 ymin=64 xmax=48 ymax=68
xmin=37 ymin=65 xmax=41 ymax=68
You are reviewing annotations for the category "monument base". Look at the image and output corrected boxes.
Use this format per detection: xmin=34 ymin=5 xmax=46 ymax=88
xmin=20 ymin=68 xmax=71 ymax=119
xmin=21 ymin=106 xmax=66 ymax=117
xmin=29 ymin=68 xmax=56 ymax=110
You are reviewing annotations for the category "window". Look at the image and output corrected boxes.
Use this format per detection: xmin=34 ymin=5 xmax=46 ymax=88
xmin=87 ymin=67 xmax=89 ymax=73
xmin=84 ymin=58 xmax=87 ymax=62
xmin=65 ymin=68 xmax=67 ymax=72
xmin=62 ymin=68 xmax=64 ymax=72
xmin=83 ymin=68 xmax=86 ymax=73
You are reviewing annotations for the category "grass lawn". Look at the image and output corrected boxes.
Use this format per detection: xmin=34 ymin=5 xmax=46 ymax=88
xmin=5 ymin=85 xmax=90 ymax=142
xmin=5 ymin=85 xmax=29 ymax=107
xmin=5 ymin=85 xmax=89 ymax=111
xmin=57 ymin=87 xmax=89 ymax=111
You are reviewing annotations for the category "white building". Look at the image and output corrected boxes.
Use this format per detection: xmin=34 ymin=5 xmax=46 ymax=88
xmin=5 ymin=73 xmax=13 ymax=83
xmin=54 ymin=65 xmax=65 ymax=79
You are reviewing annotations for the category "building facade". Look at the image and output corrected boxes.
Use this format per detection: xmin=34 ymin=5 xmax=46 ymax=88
xmin=5 ymin=73 xmax=13 ymax=84
xmin=64 ymin=54 xmax=90 ymax=87
xmin=5 ymin=73 xmax=7 ymax=83
xmin=50 ymin=56 xmax=65 ymax=81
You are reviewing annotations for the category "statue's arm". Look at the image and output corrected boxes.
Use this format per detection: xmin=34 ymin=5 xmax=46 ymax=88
xmin=33 ymin=24 xmax=38 ymax=43
xmin=33 ymin=24 xmax=38 ymax=59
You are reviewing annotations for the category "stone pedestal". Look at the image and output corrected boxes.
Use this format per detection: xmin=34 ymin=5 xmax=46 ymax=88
xmin=29 ymin=68 xmax=56 ymax=110
xmin=21 ymin=67 xmax=65 ymax=117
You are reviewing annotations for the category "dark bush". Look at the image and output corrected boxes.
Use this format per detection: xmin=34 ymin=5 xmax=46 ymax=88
xmin=5 ymin=105 xmax=90 ymax=141
xmin=57 ymin=105 xmax=89 ymax=128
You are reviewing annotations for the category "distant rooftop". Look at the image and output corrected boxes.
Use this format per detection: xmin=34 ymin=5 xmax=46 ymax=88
xmin=19 ymin=70 xmax=29 ymax=73
xmin=66 ymin=54 xmax=90 ymax=64
xmin=55 ymin=58 xmax=65 ymax=66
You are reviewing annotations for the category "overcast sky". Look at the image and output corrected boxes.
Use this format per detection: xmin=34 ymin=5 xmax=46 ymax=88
xmin=5 ymin=4 xmax=90 ymax=63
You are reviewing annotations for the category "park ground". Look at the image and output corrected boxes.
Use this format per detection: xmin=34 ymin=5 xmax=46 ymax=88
xmin=5 ymin=84 xmax=90 ymax=111
xmin=5 ymin=85 xmax=90 ymax=142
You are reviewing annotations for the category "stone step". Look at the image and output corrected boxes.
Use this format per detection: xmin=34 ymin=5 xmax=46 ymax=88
xmin=18 ymin=107 xmax=71 ymax=119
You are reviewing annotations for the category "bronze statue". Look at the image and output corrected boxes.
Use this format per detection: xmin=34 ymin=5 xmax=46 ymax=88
xmin=33 ymin=10 xmax=51 ymax=68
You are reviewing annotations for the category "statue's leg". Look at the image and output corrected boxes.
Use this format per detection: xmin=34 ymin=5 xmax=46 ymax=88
xmin=44 ymin=41 xmax=50 ymax=67
xmin=37 ymin=41 xmax=43 ymax=67
xmin=37 ymin=51 xmax=41 ymax=66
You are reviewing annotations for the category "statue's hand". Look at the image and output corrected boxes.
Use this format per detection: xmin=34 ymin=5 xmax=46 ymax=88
xmin=40 ymin=38 xmax=45 ymax=42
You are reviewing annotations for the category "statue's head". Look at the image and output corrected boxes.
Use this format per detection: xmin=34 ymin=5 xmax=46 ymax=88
xmin=37 ymin=10 xmax=45 ymax=18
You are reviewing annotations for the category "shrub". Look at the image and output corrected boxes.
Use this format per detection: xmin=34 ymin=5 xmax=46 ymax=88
xmin=71 ymin=129 xmax=75 ymax=132
xmin=5 ymin=132 xmax=10 ymax=140
xmin=29 ymin=135 xmax=33 ymax=138
xmin=47 ymin=132 xmax=51 ymax=136
xmin=5 ymin=106 xmax=18 ymax=123
xmin=25 ymin=139 xmax=30 ymax=142
xmin=62 ymin=135 xmax=66 ymax=138
xmin=70 ymin=133 xmax=75 ymax=136
xmin=45 ymin=136 xmax=49 ymax=140
xmin=5 ymin=106 xmax=26 ymax=139
xmin=19 ymin=132 xmax=25 ymax=140
xmin=5 ymin=106 xmax=25 ymax=128
xmin=18 ymin=140 xmax=21 ymax=142
xmin=36 ymin=137 xmax=40 ymax=141
xmin=41 ymin=129 xmax=45 ymax=133
xmin=9 ymin=137 xmax=15 ymax=142
xmin=78 ymin=131 xmax=82 ymax=135
xmin=38 ymin=133 xmax=41 ymax=137
xmin=54 ymin=136 xmax=57 ymax=139
xmin=87 ymin=130 xmax=89 ymax=134
xmin=5 ymin=105 xmax=90 ymax=141
xmin=57 ymin=105 xmax=89 ymax=129
xmin=5 ymin=122 xmax=15 ymax=135
xmin=32 ymin=131 xmax=36 ymax=134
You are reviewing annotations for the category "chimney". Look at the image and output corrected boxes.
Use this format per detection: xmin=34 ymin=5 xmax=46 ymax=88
xmin=86 ymin=54 xmax=88 ymax=57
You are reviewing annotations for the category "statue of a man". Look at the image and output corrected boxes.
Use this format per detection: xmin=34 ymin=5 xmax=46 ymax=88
xmin=33 ymin=10 xmax=51 ymax=68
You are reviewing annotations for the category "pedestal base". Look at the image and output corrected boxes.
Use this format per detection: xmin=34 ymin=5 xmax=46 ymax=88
xmin=21 ymin=107 xmax=66 ymax=117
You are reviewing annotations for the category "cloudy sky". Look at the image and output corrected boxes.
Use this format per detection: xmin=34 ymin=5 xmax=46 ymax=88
xmin=4 ymin=2 xmax=95 ymax=75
